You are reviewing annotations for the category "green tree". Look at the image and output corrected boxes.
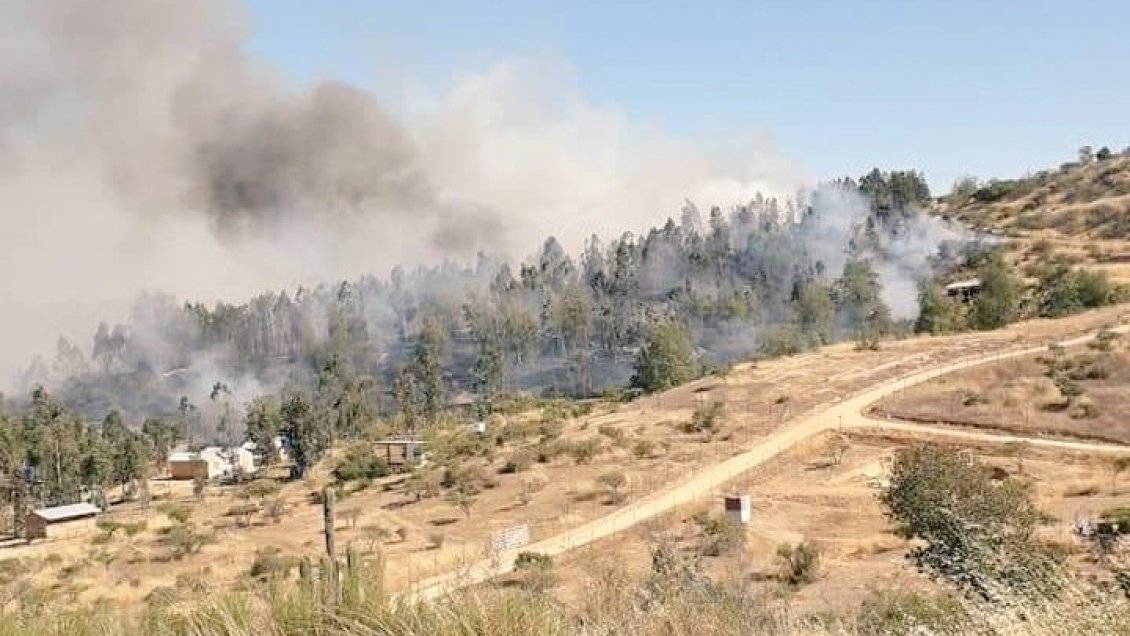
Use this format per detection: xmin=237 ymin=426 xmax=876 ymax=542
xmin=970 ymin=252 xmax=1022 ymax=330
xmin=244 ymin=397 xmax=281 ymax=467
xmin=279 ymin=390 xmax=327 ymax=479
xmin=142 ymin=418 xmax=181 ymax=464
xmin=796 ymin=281 xmax=834 ymax=346
xmin=835 ymin=259 xmax=892 ymax=346
xmin=881 ymin=444 xmax=1057 ymax=600
xmin=631 ymin=321 xmax=695 ymax=393
xmin=915 ymin=283 xmax=965 ymax=334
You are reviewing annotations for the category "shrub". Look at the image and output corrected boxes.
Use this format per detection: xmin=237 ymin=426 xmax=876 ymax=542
xmin=683 ymin=400 xmax=725 ymax=435
xmin=161 ymin=523 xmax=213 ymax=560
xmin=241 ymin=478 xmax=281 ymax=500
xmin=427 ymin=532 xmax=445 ymax=550
xmin=1100 ymin=506 xmax=1130 ymax=528
xmin=857 ymin=589 xmax=971 ymax=636
xmin=694 ymin=513 xmax=746 ymax=557
xmin=441 ymin=463 xmax=494 ymax=494
xmin=500 ymin=450 xmax=534 ymax=474
xmin=776 ymin=541 xmax=821 ymax=587
xmin=95 ymin=520 xmax=123 ymax=540
xmin=1088 ymin=329 xmax=1120 ymax=352
xmin=569 ymin=438 xmax=602 ymax=464
xmin=597 ymin=424 xmax=624 ymax=444
xmin=961 ymin=391 xmax=989 ymax=407
xmin=632 ymin=438 xmax=658 ymax=459
xmin=513 ymin=552 xmax=556 ymax=592
xmin=122 ymin=521 xmax=148 ymax=538
xmin=333 ymin=448 xmax=391 ymax=482
xmin=157 ymin=503 xmax=192 ymax=525
xmin=518 ymin=474 xmax=548 ymax=505
xmin=226 ymin=503 xmax=259 ymax=528
xmin=596 ymin=471 xmax=627 ymax=504
xmin=248 ymin=548 xmax=297 ymax=581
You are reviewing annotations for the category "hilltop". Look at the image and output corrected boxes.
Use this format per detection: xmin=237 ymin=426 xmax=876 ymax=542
xmin=936 ymin=147 xmax=1130 ymax=283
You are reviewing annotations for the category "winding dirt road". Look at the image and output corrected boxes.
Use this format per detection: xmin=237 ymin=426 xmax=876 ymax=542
xmin=406 ymin=324 xmax=1130 ymax=601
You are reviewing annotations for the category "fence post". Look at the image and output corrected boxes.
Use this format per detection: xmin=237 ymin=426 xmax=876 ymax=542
xmin=323 ymin=486 xmax=341 ymax=604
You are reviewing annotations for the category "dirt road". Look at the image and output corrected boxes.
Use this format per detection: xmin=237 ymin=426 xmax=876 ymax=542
xmin=406 ymin=324 xmax=1130 ymax=601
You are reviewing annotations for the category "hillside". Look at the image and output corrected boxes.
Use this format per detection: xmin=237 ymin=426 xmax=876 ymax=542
xmin=937 ymin=148 xmax=1130 ymax=283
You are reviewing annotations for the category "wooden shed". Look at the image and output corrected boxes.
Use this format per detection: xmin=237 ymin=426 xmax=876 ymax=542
xmin=167 ymin=452 xmax=211 ymax=480
xmin=372 ymin=440 xmax=426 ymax=470
xmin=26 ymin=502 xmax=101 ymax=540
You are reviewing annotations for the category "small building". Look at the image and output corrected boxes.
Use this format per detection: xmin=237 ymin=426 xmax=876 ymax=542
xmin=240 ymin=436 xmax=290 ymax=469
xmin=26 ymin=502 xmax=101 ymax=540
xmin=447 ymin=390 xmax=477 ymax=412
xmin=200 ymin=446 xmax=255 ymax=478
xmin=372 ymin=439 xmax=426 ymax=470
xmin=167 ymin=451 xmax=211 ymax=480
xmin=945 ymin=279 xmax=982 ymax=303
xmin=168 ymin=446 xmax=255 ymax=481
xmin=724 ymin=494 xmax=752 ymax=525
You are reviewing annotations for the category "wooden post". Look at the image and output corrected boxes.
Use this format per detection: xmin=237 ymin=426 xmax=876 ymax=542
xmin=323 ymin=486 xmax=341 ymax=603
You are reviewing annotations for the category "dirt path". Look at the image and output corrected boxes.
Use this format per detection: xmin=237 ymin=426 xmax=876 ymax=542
xmin=406 ymin=323 xmax=1130 ymax=601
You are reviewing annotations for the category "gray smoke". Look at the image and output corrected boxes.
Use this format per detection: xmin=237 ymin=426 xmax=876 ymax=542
xmin=0 ymin=0 xmax=854 ymax=389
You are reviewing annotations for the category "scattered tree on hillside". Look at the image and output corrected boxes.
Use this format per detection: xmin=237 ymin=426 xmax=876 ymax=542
xmin=881 ymin=444 xmax=1059 ymax=600
xmin=915 ymin=283 xmax=965 ymax=334
xmin=970 ymin=252 xmax=1022 ymax=331
xmin=631 ymin=321 xmax=695 ymax=393
xmin=279 ymin=390 xmax=327 ymax=479
xmin=244 ymin=397 xmax=282 ymax=467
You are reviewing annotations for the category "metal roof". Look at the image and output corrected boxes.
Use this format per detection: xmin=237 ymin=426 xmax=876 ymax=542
xmin=168 ymin=452 xmax=201 ymax=462
xmin=945 ymin=279 xmax=982 ymax=290
xmin=32 ymin=502 xmax=101 ymax=522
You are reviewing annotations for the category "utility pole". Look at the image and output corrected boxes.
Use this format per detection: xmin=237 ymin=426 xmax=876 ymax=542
xmin=323 ymin=486 xmax=341 ymax=603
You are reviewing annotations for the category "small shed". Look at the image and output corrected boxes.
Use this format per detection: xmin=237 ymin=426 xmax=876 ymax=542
xmin=372 ymin=440 xmax=426 ymax=470
xmin=447 ymin=390 xmax=477 ymax=412
xmin=945 ymin=279 xmax=982 ymax=302
xmin=26 ymin=502 xmax=101 ymax=540
xmin=168 ymin=451 xmax=210 ymax=480
xmin=724 ymin=494 xmax=752 ymax=525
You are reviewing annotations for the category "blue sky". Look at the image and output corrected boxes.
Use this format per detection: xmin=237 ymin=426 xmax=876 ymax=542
xmin=246 ymin=0 xmax=1130 ymax=193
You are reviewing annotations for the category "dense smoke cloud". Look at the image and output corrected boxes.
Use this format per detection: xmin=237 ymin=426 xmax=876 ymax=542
xmin=0 ymin=0 xmax=910 ymax=390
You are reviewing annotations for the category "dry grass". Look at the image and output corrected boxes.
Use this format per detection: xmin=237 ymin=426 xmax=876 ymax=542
xmin=875 ymin=343 xmax=1130 ymax=443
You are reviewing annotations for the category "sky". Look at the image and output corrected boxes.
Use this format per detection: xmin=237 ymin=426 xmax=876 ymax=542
xmin=246 ymin=0 xmax=1130 ymax=194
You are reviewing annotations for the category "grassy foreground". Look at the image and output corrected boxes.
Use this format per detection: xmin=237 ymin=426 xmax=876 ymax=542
xmin=1 ymin=547 xmax=1127 ymax=636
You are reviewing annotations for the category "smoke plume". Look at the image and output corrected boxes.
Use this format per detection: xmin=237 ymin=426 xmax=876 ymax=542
xmin=0 ymin=0 xmax=910 ymax=390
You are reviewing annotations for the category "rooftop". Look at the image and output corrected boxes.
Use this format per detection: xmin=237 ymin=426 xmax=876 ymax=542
xmin=945 ymin=278 xmax=982 ymax=290
xmin=32 ymin=502 xmax=101 ymax=522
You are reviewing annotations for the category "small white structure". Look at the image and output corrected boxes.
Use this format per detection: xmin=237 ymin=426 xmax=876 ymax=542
xmin=168 ymin=446 xmax=255 ymax=480
xmin=724 ymin=494 xmax=752 ymax=524
xmin=473 ymin=420 xmax=488 ymax=436
xmin=240 ymin=436 xmax=290 ymax=470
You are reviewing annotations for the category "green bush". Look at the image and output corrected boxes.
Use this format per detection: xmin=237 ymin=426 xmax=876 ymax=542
xmin=333 ymin=448 xmax=391 ymax=482
xmin=857 ymin=589 xmax=971 ymax=636
xmin=631 ymin=321 xmax=696 ymax=393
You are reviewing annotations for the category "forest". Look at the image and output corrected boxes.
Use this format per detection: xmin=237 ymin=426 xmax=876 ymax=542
xmin=9 ymin=171 xmax=956 ymax=423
